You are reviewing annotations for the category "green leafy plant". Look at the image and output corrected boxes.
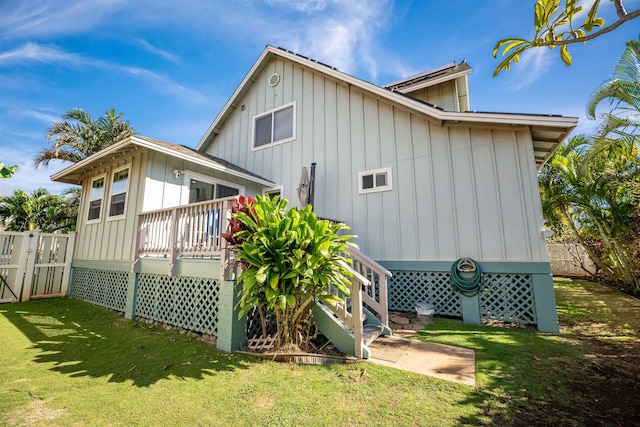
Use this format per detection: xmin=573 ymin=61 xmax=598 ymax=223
xmin=493 ymin=0 xmax=640 ymax=76
xmin=223 ymin=194 xmax=355 ymax=351
xmin=0 ymin=162 xmax=17 ymax=179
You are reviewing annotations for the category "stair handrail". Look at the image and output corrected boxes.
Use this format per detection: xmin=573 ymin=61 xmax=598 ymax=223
xmin=321 ymin=260 xmax=369 ymax=358
xmin=345 ymin=246 xmax=391 ymax=325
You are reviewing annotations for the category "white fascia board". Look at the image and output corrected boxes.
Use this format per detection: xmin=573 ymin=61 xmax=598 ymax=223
xmin=130 ymin=137 xmax=275 ymax=187
xmin=50 ymin=137 xmax=134 ymax=183
xmin=440 ymin=112 xmax=579 ymax=128
xmin=266 ymin=48 xmax=579 ymax=131
xmin=394 ymin=68 xmax=472 ymax=94
xmin=51 ymin=135 xmax=275 ymax=187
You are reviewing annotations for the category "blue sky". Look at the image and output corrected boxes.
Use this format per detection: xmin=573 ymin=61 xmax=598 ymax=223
xmin=0 ymin=0 xmax=637 ymax=196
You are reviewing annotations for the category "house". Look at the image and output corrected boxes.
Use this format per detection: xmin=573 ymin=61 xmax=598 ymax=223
xmin=51 ymin=46 xmax=577 ymax=355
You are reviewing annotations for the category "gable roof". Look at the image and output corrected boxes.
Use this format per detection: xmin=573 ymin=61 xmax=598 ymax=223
xmin=196 ymin=45 xmax=578 ymax=169
xmin=50 ymin=135 xmax=275 ymax=186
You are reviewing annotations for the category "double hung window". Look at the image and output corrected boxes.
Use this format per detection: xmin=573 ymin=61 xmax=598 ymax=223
xmin=108 ymin=167 xmax=129 ymax=218
xmin=87 ymin=175 xmax=105 ymax=222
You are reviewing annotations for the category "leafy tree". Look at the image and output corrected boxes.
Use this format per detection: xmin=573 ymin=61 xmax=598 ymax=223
xmin=493 ymin=0 xmax=640 ymax=76
xmin=539 ymin=136 xmax=640 ymax=293
xmin=224 ymin=194 xmax=355 ymax=351
xmin=34 ymin=108 xmax=135 ymax=167
xmin=586 ymin=40 xmax=639 ymax=161
xmin=0 ymin=188 xmax=78 ymax=233
xmin=0 ymin=162 xmax=17 ymax=178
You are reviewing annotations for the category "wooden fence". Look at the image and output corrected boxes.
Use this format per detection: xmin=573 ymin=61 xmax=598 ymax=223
xmin=547 ymin=243 xmax=596 ymax=277
xmin=0 ymin=231 xmax=75 ymax=303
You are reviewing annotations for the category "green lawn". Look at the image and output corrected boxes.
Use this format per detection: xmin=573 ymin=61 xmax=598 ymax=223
xmin=1 ymin=278 xmax=639 ymax=426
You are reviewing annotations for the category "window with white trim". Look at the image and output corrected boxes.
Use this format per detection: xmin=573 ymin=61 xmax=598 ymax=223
xmin=187 ymin=174 xmax=242 ymax=204
xmin=264 ymin=186 xmax=283 ymax=200
xmin=253 ymin=102 xmax=295 ymax=149
xmin=87 ymin=175 xmax=105 ymax=222
xmin=108 ymin=166 xmax=129 ymax=218
xmin=358 ymin=167 xmax=393 ymax=194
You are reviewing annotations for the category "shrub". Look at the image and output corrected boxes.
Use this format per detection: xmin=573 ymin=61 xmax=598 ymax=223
xmin=223 ymin=194 xmax=355 ymax=350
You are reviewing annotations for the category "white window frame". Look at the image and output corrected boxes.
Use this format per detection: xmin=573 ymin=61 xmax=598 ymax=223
xmin=107 ymin=164 xmax=131 ymax=221
xmin=251 ymin=101 xmax=296 ymax=151
xmin=358 ymin=167 xmax=393 ymax=194
xmin=263 ymin=185 xmax=283 ymax=200
xmin=86 ymin=174 xmax=106 ymax=224
xmin=180 ymin=171 xmax=245 ymax=206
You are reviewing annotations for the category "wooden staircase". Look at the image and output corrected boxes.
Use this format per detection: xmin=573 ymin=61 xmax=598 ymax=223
xmin=313 ymin=247 xmax=393 ymax=359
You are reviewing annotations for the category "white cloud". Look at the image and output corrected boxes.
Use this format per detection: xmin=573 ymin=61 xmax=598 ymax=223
xmin=0 ymin=42 xmax=85 ymax=66
xmin=507 ymin=48 xmax=554 ymax=90
xmin=262 ymin=0 xmax=393 ymax=78
xmin=0 ymin=0 xmax=128 ymax=39
xmin=0 ymin=43 xmax=206 ymax=104
xmin=136 ymin=39 xmax=182 ymax=65
xmin=13 ymin=108 xmax=59 ymax=125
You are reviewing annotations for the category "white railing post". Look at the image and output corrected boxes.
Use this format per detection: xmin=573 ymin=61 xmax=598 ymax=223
xmin=168 ymin=208 xmax=178 ymax=276
xmin=220 ymin=201 xmax=232 ymax=281
xmin=61 ymin=232 xmax=76 ymax=296
xmin=351 ymin=275 xmax=364 ymax=358
xmin=19 ymin=231 xmax=39 ymax=302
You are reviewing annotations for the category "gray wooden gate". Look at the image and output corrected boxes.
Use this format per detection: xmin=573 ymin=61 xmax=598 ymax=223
xmin=0 ymin=231 xmax=75 ymax=303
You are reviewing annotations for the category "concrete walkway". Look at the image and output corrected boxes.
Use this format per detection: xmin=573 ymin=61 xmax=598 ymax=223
xmin=367 ymin=332 xmax=476 ymax=386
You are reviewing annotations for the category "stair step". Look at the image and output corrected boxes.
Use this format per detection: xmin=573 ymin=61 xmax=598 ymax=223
xmin=363 ymin=324 xmax=384 ymax=346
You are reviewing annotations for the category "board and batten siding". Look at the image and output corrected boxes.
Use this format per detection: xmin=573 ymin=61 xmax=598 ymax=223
xmin=205 ymin=57 xmax=547 ymax=262
xmin=403 ymin=79 xmax=459 ymax=111
xmin=74 ymin=150 xmax=147 ymax=262
xmin=141 ymin=151 xmax=263 ymax=212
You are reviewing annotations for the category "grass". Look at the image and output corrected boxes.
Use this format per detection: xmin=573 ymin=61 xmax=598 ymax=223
xmin=1 ymin=278 xmax=639 ymax=426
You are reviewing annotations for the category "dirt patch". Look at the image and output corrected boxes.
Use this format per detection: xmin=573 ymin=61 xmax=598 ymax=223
xmin=510 ymin=336 xmax=640 ymax=426
xmin=4 ymin=398 xmax=67 ymax=426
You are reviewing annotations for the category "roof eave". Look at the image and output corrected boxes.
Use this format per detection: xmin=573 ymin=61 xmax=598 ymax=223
xmin=51 ymin=135 xmax=275 ymax=187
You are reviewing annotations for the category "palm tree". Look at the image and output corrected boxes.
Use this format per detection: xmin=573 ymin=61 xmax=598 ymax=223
xmin=0 ymin=188 xmax=77 ymax=232
xmin=34 ymin=108 xmax=135 ymax=167
xmin=586 ymin=40 xmax=639 ymax=159
xmin=540 ymin=136 xmax=640 ymax=293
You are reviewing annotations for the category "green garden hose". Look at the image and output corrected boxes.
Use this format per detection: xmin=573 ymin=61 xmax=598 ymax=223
xmin=450 ymin=258 xmax=482 ymax=297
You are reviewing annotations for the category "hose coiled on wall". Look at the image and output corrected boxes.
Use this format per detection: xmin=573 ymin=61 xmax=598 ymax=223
xmin=450 ymin=258 xmax=482 ymax=297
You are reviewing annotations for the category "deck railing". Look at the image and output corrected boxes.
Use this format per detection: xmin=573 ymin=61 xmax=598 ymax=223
xmin=136 ymin=202 xmax=392 ymax=353
xmin=135 ymin=198 xmax=234 ymax=276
